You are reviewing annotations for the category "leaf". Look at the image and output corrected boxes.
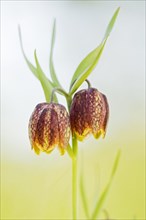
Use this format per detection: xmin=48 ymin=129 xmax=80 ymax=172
xmin=80 ymin=173 xmax=90 ymax=219
xmin=18 ymin=25 xmax=39 ymax=79
xmin=103 ymin=7 xmax=120 ymax=40
xmin=110 ymin=149 xmax=121 ymax=180
xmin=70 ymin=40 xmax=106 ymax=95
xmin=49 ymin=19 xmax=62 ymax=88
xmin=92 ymin=184 xmax=110 ymax=220
xmin=18 ymin=25 xmax=57 ymax=103
xmin=103 ymin=209 xmax=110 ymax=220
xmin=69 ymin=7 xmax=120 ymax=95
xmin=91 ymin=149 xmax=121 ymax=220
xmin=69 ymin=47 xmax=98 ymax=90
xmin=34 ymin=50 xmax=58 ymax=103
xmin=79 ymin=151 xmax=90 ymax=219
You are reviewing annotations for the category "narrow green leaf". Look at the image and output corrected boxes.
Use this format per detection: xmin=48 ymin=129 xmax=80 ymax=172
xmin=19 ymin=26 xmax=57 ymax=103
xmin=80 ymin=174 xmax=90 ymax=219
xmin=69 ymin=47 xmax=98 ymax=90
xmin=92 ymin=183 xmax=110 ymax=220
xmin=49 ymin=19 xmax=62 ymax=88
xmin=70 ymin=40 xmax=106 ymax=95
xmin=103 ymin=7 xmax=120 ymax=40
xmin=103 ymin=209 xmax=110 ymax=220
xmin=69 ymin=7 xmax=120 ymax=95
xmin=18 ymin=25 xmax=38 ymax=79
xmin=110 ymin=149 xmax=121 ymax=180
xmin=18 ymin=26 xmax=57 ymax=99
xmin=34 ymin=50 xmax=58 ymax=103
xmin=91 ymin=150 xmax=121 ymax=219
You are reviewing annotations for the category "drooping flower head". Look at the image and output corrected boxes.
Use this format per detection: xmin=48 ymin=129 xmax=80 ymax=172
xmin=70 ymin=88 xmax=109 ymax=141
xmin=28 ymin=103 xmax=70 ymax=155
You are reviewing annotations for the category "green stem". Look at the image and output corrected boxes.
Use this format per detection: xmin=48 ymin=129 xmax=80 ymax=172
xmin=50 ymin=87 xmax=69 ymax=102
xmin=85 ymin=79 xmax=91 ymax=89
xmin=66 ymin=144 xmax=75 ymax=160
xmin=66 ymin=94 xmax=78 ymax=220
xmin=72 ymin=135 xmax=78 ymax=220
xmin=66 ymin=95 xmax=72 ymax=111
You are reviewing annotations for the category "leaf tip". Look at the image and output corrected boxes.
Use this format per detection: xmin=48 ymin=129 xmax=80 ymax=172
xmin=117 ymin=7 xmax=120 ymax=12
xmin=18 ymin=24 xmax=21 ymax=32
xmin=34 ymin=49 xmax=39 ymax=68
xmin=117 ymin=148 xmax=122 ymax=159
xmin=116 ymin=7 xmax=120 ymax=16
xmin=53 ymin=17 xmax=56 ymax=26
xmin=18 ymin=24 xmax=22 ymax=43
xmin=34 ymin=49 xmax=37 ymax=56
xmin=113 ymin=7 xmax=120 ymax=22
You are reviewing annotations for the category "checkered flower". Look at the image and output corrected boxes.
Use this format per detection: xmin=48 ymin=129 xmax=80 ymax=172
xmin=70 ymin=88 xmax=109 ymax=141
xmin=28 ymin=103 xmax=70 ymax=155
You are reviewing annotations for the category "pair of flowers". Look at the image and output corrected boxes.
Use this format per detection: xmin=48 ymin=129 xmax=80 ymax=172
xmin=29 ymin=86 xmax=109 ymax=155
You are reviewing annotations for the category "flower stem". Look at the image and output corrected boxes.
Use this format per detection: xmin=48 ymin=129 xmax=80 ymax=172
xmin=50 ymin=87 xmax=69 ymax=102
xmin=66 ymin=94 xmax=78 ymax=219
xmin=72 ymin=135 xmax=78 ymax=220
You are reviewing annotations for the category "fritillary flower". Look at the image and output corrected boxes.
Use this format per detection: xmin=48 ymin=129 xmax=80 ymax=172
xmin=70 ymin=88 xmax=109 ymax=141
xmin=29 ymin=103 xmax=70 ymax=155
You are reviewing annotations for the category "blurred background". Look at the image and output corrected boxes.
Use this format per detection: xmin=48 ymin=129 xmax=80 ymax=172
xmin=1 ymin=1 xmax=145 ymax=219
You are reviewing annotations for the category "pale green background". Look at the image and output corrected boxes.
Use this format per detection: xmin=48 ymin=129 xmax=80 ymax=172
xmin=1 ymin=1 xmax=145 ymax=219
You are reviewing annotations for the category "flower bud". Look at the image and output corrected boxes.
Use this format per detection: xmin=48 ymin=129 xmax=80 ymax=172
xmin=28 ymin=103 xmax=70 ymax=155
xmin=70 ymin=88 xmax=109 ymax=141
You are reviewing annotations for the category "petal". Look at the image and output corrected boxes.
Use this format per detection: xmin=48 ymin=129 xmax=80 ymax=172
xmin=29 ymin=103 xmax=49 ymax=152
xmin=53 ymin=104 xmax=71 ymax=150
xmin=29 ymin=103 xmax=70 ymax=155
xmin=70 ymin=88 xmax=109 ymax=141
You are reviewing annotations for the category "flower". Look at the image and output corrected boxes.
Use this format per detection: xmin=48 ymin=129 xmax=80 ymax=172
xmin=28 ymin=103 xmax=70 ymax=155
xmin=70 ymin=88 xmax=109 ymax=141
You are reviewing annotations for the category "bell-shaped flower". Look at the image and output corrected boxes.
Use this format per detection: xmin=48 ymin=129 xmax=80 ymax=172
xmin=28 ymin=103 xmax=71 ymax=155
xmin=70 ymin=88 xmax=109 ymax=141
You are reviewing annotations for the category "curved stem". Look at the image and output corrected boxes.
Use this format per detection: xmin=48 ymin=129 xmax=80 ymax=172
xmin=66 ymin=95 xmax=72 ymax=111
xmin=72 ymin=135 xmax=78 ymax=220
xmin=85 ymin=79 xmax=91 ymax=89
xmin=51 ymin=87 xmax=69 ymax=102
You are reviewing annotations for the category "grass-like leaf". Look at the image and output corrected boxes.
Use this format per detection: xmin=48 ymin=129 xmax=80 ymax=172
xmin=80 ymin=173 xmax=90 ymax=219
xmin=103 ymin=209 xmax=110 ymax=220
xmin=69 ymin=7 xmax=120 ymax=95
xmin=18 ymin=25 xmax=39 ymax=79
xmin=103 ymin=7 xmax=120 ymax=40
xmin=49 ymin=19 xmax=63 ymax=89
xmin=18 ymin=26 xmax=57 ymax=103
xmin=34 ymin=50 xmax=58 ymax=103
xmin=91 ymin=149 xmax=121 ymax=220
xmin=70 ymin=40 xmax=106 ymax=95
